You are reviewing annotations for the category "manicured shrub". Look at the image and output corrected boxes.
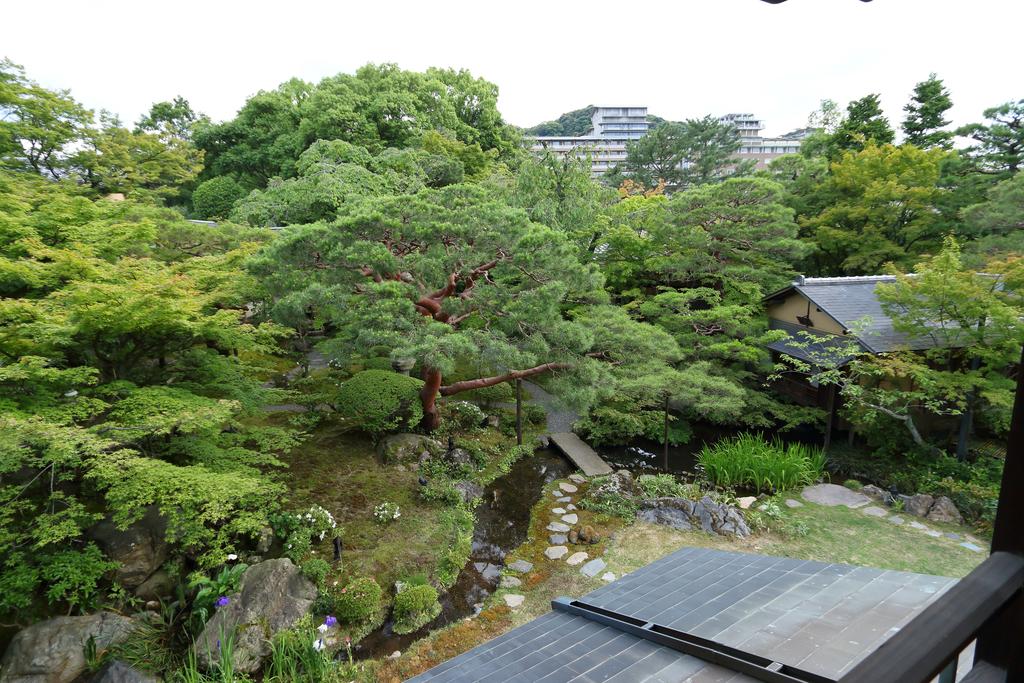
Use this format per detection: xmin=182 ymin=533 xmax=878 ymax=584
xmin=360 ymin=357 xmax=395 ymax=371
xmin=392 ymin=584 xmax=441 ymax=634
xmin=458 ymin=383 xmax=514 ymax=405
xmin=192 ymin=176 xmax=247 ymax=219
xmin=335 ymin=370 xmax=424 ymax=436
xmin=446 ymin=401 xmax=485 ymax=429
xmin=331 ymin=577 xmax=382 ymax=624
xmin=698 ymin=433 xmax=826 ymax=493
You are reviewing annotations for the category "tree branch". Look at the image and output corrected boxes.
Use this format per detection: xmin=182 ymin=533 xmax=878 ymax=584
xmin=439 ymin=362 xmax=571 ymax=396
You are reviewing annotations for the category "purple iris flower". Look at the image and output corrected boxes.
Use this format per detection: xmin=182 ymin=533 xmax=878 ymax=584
xmin=324 ymin=615 xmax=338 ymax=627
xmin=216 ymin=596 xmax=230 ymax=607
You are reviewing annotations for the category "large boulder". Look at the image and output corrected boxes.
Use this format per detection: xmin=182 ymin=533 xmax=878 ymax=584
xmin=861 ymin=485 xmax=895 ymax=506
xmin=636 ymin=496 xmax=750 ymax=537
xmin=0 ymin=612 xmax=138 ymax=683
xmin=590 ymin=469 xmax=635 ymax=499
xmin=901 ymin=493 xmax=935 ymax=518
xmin=90 ymin=660 xmax=158 ymax=683
xmin=193 ymin=559 xmax=316 ymax=673
xmin=376 ymin=434 xmax=443 ymax=465
xmin=88 ymin=507 xmax=168 ymax=591
xmin=453 ymin=480 xmax=484 ymax=504
xmin=927 ymin=496 xmax=963 ymax=524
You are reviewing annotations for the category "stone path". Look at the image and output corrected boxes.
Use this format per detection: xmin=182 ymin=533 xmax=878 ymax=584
xmin=536 ymin=478 xmax=614 ymax=581
xmin=848 ymin=496 xmax=987 ymax=553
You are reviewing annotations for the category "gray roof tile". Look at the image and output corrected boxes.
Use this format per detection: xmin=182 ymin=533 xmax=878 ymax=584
xmin=406 ymin=548 xmax=957 ymax=682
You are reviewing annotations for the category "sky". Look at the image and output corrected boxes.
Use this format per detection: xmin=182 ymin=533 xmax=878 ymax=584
xmin=5 ymin=0 xmax=1021 ymax=137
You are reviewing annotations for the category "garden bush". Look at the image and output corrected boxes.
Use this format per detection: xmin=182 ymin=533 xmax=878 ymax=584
xmin=331 ymin=577 xmax=383 ymax=623
xmin=636 ymin=473 xmax=687 ymax=498
xmin=335 ymin=370 xmax=424 ymax=436
xmin=360 ymin=357 xmax=395 ymax=371
xmin=300 ymin=558 xmax=330 ymax=588
xmin=392 ymin=584 xmax=441 ymax=634
xmin=698 ymin=433 xmax=826 ymax=493
xmin=192 ymin=176 xmax=247 ymax=219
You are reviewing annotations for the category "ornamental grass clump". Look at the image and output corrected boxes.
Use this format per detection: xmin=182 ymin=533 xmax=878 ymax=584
xmin=697 ymin=433 xmax=826 ymax=493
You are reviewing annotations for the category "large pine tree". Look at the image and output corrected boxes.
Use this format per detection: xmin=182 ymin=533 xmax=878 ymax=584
xmin=902 ymin=73 xmax=954 ymax=149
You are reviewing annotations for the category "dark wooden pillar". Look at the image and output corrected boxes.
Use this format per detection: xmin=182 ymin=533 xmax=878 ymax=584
xmin=663 ymin=393 xmax=670 ymax=472
xmin=824 ymin=384 xmax=837 ymax=451
xmin=975 ymin=346 xmax=1024 ymax=678
xmin=515 ymin=379 xmax=523 ymax=446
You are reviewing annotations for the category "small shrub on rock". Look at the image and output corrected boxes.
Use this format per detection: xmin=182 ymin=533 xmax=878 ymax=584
xmin=637 ymin=474 xmax=687 ymax=498
xmin=393 ymin=584 xmax=441 ymax=634
xmin=335 ymin=370 xmax=424 ymax=436
xmin=446 ymin=401 xmax=486 ymax=430
xmin=301 ymin=558 xmax=330 ymax=588
xmin=332 ymin=577 xmax=383 ymax=624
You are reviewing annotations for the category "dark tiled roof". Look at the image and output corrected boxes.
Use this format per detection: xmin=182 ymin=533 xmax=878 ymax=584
xmin=765 ymin=276 xmax=954 ymax=354
xmin=408 ymin=548 xmax=955 ymax=682
xmin=766 ymin=319 xmax=861 ymax=367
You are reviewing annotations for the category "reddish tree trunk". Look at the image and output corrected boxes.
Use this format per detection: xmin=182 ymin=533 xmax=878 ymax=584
xmin=420 ymin=366 xmax=443 ymax=430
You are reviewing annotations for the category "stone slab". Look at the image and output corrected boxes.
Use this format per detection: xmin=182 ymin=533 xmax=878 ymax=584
xmin=569 ymin=474 xmax=587 ymax=484
xmin=785 ymin=499 xmax=804 ymax=508
xmin=861 ymin=506 xmax=889 ymax=518
xmin=566 ymin=552 xmax=589 ymax=566
xmin=737 ymin=496 xmax=757 ymax=510
xmin=549 ymin=433 xmax=613 ymax=476
xmin=503 ymin=594 xmax=524 ymax=608
xmin=549 ymin=534 xmax=567 ymax=544
xmin=507 ymin=560 xmax=533 ymax=573
xmin=600 ymin=572 xmax=616 ymax=582
xmin=544 ymin=545 xmax=568 ymax=560
xmin=802 ymin=484 xmax=871 ymax=509
xmin=888 ymin=515 xmax=905 ymax=525
xmin=499 ymin=576 xmax=521 ymax=588
xmin=557 ymin=496 xmax=572 ymax=503
xmin=559 ymin=482 xmax=579 ymax=493
xmin=925 ymin=530 xmax=942 ymax=538
xmin=552 ymin=507 xmax=566 ymax=515
xmin=566 ymin=504 xmax=577 ymax=511
xmin=580 ymin=558 xmax=607 ymax=578
xmin=546 ymin=522 xmax=570 ymax=533
xmin=960 ymin=542 xmax=983 ymax=553
xmin=561 ymin=513 xmax=579 ymax=524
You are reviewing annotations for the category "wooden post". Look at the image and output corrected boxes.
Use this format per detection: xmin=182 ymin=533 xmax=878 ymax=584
xmin=515 ymin=379 xmax=523 ymax=446
xmin=663 ymin=393 xmax=670 ymax=472
xmin=824 ymin=384 xmax=837 ymax=452
xmin=976 ymin=346 xmax=1024 ymax=677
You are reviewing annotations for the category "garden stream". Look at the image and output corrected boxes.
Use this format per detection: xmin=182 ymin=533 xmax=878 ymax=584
xmin=353 ymin=448 xmax=572 ymax=660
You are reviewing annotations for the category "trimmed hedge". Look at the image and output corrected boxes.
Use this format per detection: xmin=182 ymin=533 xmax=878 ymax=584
xmin=331 ymin=576 xmax=382 ymax=623
xmin=336 ymin=370 xmax=424 ymax=436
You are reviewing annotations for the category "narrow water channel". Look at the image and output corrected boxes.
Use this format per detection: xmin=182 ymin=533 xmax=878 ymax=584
xmin=354 ymin=448 xmax=572 ymax=659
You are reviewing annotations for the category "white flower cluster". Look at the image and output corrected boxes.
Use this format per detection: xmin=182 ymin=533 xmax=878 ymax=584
xmin=373 ymin=502 xmax=401 ymax=523
xmin=304 ymin=504 xmax=338 ymax=541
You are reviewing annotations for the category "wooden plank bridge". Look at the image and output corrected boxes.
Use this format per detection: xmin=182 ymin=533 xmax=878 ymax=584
xmin=549 ymin=432 xmax=613 ymax=476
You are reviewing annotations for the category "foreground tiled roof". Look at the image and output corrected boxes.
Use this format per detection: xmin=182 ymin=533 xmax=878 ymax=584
xmin=408 ymin=548 xmax=956 ymax=682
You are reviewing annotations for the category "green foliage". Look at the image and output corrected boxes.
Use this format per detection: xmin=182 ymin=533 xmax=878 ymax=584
xmin=392 ymin=584 xmax=441 ymax=634
xmin=192 ymin=176 xmax=247 ymax=219
xmin=335 ymin=370 xmax=424 ymax=436
xmin=300 ymin=558 xmax=331 ymax=588
xmin=580 ymin=490 xmax=639 ymax=520
xmin=902 ymin=73 xmax=953 ymax=149
xmin=445 ymin=400 xmax=486 ymax=430
xmin=40 ymin=544 xmax=118 ymax=613
xmin=524 ymin=106 xmax=597 ymax=137
xmin=189 ymin=563 xmax=248 ymax=628
xmin=266 ymin=614 xmax=366 ymax=683
xmin=619 ymin=117 xmax=752 ymax=189
xmin=843 ymin=479 xmax=863 ymax=490
xmin=698 ymin=434 xmax=826 ymax=493
xmin=436 ymin=506 xmax=474 ymax=587
xmin=956 ymin=99 xmax=1024 ymax=178
xmin=330 ymin=576 xmax=383 ymax=624
xmin=827 ymin=94 xmax=894 ymax=159
xmin=636 ymin=473 xmax=688 ymax=498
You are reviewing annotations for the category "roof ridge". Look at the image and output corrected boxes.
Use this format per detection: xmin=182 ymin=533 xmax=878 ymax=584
xmin=796 ymin=275 xmax=900 ymax=286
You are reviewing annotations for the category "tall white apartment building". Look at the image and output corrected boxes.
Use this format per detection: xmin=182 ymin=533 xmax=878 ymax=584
xmin=528 ymin=106 xmax=650 ymax=177
xmin=529 ymin=107 xmax=803 ymax=177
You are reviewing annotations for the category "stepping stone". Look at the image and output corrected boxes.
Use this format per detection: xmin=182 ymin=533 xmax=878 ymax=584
xmin=561 ymin=513 xmax=579 ymax=524
xmin=507 ymin=559 xmax=533 ymax=573
xmin=549 ymin=534 xmax=567 ymax=544
xmin=566 ymin=504 xmax=577 ymax=511
xmin=559 ymin=482 xmax=579 ymax=493
xmin=503 ymin=594 xmax=525 ymax=608
xmin=925 ymin=530 xmax=942 ymax=538
xmin=861 ymin=506 xmax=889 ymax=518
xmin=887 ymin=515 xmax=905 ymax=525
xmin=601 ymin=572 xmax=616 ymax=582
xmin=569 ymin=474 xmax=587 ymax=484
xmin=499 ymin=576 xmax=521 ymax=588
xmin=960 ymin=542 xmax=983 ymax=553
xmin=580 ymin=558 xmax=607 ymax=578
xmin=785 ymin=499 xmax=804 ymax=509
xmin=909 ymin=521 xmax=929 ymax=530
xmin=737 ymin=496 xmax=757 ymax=510
xmin=557 ymin=496 xmax=572 ymax=503
xmin=566 ymin=552 xmax=589 ymax=566
xmin=802 ymin=483 xmax=870 ymax=509
xmin=547 ymin=522 xmax=571 ymax=533
xmin=544 ymin=545 xmax=568 ymax=560
xmin=552 ymin=507 xmax=566 ymax=515
xmin=552 ymin=489 xmax=563 ymax=497
xmin=945 ymin=532 xmax=962 ymax=541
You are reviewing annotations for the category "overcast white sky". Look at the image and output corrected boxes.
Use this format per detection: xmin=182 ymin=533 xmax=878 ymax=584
xmin=5 ymin=0 xmax=1020 ymax=136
